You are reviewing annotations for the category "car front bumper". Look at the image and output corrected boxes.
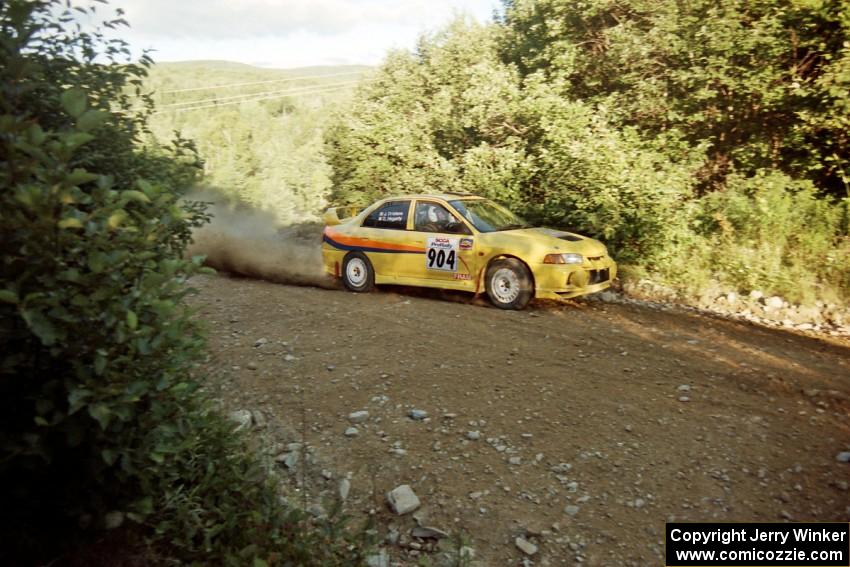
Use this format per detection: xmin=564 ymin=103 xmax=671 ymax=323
xmin=531 ymin=257 xmax=618 ymax=300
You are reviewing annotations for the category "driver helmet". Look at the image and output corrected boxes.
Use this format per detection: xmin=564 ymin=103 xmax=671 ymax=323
xmin=427 ymin=206 xmax=447 ymax=223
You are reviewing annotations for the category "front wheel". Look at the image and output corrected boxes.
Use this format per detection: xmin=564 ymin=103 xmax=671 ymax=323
xmin=341 ymin=252 xmax=375 ymax=292
xmin=485 ymin=258 xmax=533 ymax=310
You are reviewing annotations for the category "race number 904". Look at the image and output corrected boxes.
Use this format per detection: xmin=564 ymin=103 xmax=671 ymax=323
xmin=426 ymin=237 xmax=458 ymax=272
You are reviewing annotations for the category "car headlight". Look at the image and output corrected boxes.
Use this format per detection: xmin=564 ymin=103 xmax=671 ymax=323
xmin=543 ymin=253 xmax=583 ymax=265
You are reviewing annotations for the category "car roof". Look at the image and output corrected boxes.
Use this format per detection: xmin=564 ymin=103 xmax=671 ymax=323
xmin=380 ymin=193 xmax=484 ymax=202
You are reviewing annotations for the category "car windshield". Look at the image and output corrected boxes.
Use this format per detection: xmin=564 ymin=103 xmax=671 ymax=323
xmin=449 ymin=199 xmax=531 ymax=233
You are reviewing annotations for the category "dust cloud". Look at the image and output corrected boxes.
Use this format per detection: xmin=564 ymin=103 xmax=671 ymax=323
xmin=185 ymin=193 xmax=337 ymax=289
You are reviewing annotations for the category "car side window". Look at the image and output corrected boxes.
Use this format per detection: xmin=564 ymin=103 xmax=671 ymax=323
xmin=362 ymin=201 xmax=409 ymax=230
xmin=413 ymin=202 xmax=470 ymax=234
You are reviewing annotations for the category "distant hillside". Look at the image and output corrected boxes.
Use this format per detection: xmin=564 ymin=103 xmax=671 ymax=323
xmin=147 ymin=61 xmax=371 ymax=98
xmin=145 ymin=61 xmax=373 ymax=222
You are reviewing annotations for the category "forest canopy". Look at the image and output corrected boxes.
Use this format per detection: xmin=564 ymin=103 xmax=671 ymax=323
xmin=325 ymin=0 xmax=850 ymax=304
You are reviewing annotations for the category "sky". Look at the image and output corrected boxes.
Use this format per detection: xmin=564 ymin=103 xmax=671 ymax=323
xmin=96 ymin=0 xmax=502 ymax=69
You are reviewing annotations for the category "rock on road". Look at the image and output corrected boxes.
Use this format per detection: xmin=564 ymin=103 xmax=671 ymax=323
xmin=190 ymin=274 xmax=850 ymax=566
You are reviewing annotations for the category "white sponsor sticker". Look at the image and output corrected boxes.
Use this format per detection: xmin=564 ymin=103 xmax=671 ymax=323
xmin=378 ymin=210 xmax=405 ymax=222
xmin=425 ymin=237 xmax=458 ymax=272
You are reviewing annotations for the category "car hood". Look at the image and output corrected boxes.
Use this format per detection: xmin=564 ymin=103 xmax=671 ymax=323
xmin=482 ymin=227 xmax=608 ymax=257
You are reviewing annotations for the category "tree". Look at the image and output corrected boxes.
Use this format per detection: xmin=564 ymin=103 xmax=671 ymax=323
xmin=1 ymin=5 xmax=380 ymax=564
xmin=327 ymin=19 xmax=524 ymax=205
xmin=325 ymin=3 xmax=850 ymax=302
xmin=326 ymin=17 xmax=697 ymax=260
xmin=501 ymin=0 xmax=850 ymax=195
xmin=0 ymin=1 xmax=208 ymax=560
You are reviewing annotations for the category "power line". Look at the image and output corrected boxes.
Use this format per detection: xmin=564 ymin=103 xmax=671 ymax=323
xmin=160 ymin=70 xmax=370 ymax=94
xmin=157 ymin=79 xmax=362 ymax=109
xmin=152 ymin=83 xmax=360 ymax=114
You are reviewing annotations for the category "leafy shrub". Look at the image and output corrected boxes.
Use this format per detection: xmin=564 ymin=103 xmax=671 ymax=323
xmin=326 ymin=20 xmax=700 ymax=263
xmin=513 ymin=81 xmax=700 ymax=263
xmin=690 ymin=170 xmax=850 ymax=303
xmin=0 ymin=2 xmax=372 ymax=565
xmin=0 ymin=0 xmax=208 ymax=560
xmin=502 ymin=0 xmax=850 ymax=197
xmin=140 ymin=401 xmax=376 ymax=566
xmin=326 ymin=10 xmax=850 ymax=307
xmin=327 ymin=20 xmax=521 ymax=206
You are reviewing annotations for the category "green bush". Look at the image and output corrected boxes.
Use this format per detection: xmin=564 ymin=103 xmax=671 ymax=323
xmin=513 ymin=80 xmax=700 ymax=263
xmin=326 ymin=9 xmax=850 ymax=307
xmin=139 ymin=401 xmax=376 ymax=566
xmin=0 ymin=2 xmax=372 ymax=565
xmin=689 ymin=170 xmax=850 ymax=303
xmin=326 ymin=19 xmax=700 ymax=263
xmin=502 ymin=0 xmax=850 ymax=197
xmin=0 ymin=0 xmax=208 ymax=559
xmin=327 ymin=20 xmax=521 ymax=206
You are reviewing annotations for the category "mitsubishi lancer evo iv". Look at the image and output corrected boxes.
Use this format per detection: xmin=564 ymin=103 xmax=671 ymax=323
xmin=321 ymin=194 xmax=616 ymax=310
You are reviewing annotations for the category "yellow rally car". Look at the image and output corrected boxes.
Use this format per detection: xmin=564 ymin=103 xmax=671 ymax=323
xmin=321 ymin=193 xmax=616 ymax=310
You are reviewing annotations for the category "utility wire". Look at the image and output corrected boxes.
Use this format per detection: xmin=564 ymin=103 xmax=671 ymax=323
xmin=157 ymin=79 xmax=362 ymax=109
xmin=152 ymin=83 xmax=360 ymax=114
xmin=161 ymin=70 xmax=370 ymax=94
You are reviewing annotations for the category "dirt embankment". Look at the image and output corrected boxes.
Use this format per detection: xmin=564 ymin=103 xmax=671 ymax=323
xmin=188 ymin=273 xmax=850 ymax=566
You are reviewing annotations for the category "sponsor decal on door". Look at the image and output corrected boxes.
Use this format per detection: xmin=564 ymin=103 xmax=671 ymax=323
xmin=425 ymin=237 xmax=458 ymax=272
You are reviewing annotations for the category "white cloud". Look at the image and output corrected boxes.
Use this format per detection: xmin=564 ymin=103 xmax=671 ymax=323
xmin=93 ymin=0 xmax=500 ymax=67
xmin=115 ymin=0 xmax=496 ymax=39
xmin=133 ymin=29 xmax=408 ymax=68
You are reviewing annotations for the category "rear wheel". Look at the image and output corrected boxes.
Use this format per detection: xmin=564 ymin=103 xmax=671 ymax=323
xmin=342 ymin=252 xmax=375 ymax=292
xmin=485 ymin=258 xmax=533 ymax=310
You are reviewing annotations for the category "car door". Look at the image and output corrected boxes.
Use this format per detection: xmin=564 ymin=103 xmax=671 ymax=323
xmin=410 ymin=200 xmax=477 ymax=288
xmin=355 ymin=199 xmax=422 ymax=282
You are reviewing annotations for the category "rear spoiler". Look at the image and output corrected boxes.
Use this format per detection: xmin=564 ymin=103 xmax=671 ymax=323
xmin=323 ymin=205 xmax=361 ymax=226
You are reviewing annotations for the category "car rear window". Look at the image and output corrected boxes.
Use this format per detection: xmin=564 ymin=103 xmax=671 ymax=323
xmin=362 ymin=201 xmax=409 ymax=230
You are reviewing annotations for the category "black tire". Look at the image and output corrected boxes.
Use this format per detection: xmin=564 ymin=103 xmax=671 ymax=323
xmin=485 ymin=258 xmax=533 ymax=310
xmin=341 ymin=251 xmax=375 ymax=292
